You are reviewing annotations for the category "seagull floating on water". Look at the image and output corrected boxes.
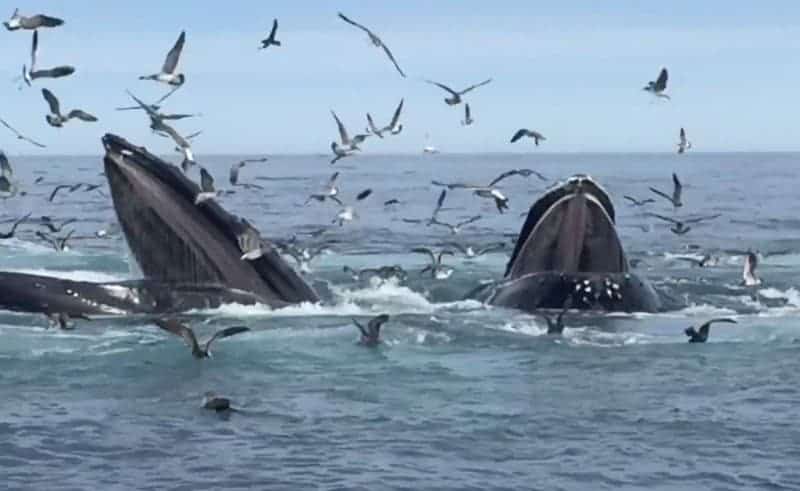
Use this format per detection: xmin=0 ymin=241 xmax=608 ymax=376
xmin=366 ymin=98 xmax=404 ymax=138
xmin=337 ymin=13 xmax=405 ymax=77
xmin=259 ymin=19 xmax=281 ymax=50
xmin=643 ymin=67 xmax=670 ymax=100
xmin=202 ymin=392 xmax=236 ymax=413
xmin=431 ymin=215 xmax=482 ymax=235
xmin=353 ymin=314 xmax=390 ymax=347
xmin=685 ymin=318 xmax=736 ymax=343
xmin=425 ymin=78 xmax=492 ymax=106
xmin=41 ymin=89 xmax=97 ymax=128
xmin=139 ymin=31 xmax=186 ymax=86
xmin=154 ymin=318 xmax=250 ymax=359
xmin=0 ymin=212 xmax=30 ymax=240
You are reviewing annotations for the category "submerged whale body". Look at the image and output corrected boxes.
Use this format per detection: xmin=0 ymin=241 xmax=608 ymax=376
xmin=0 ymin=134 xmax=318 ymax=316
xmin=471 ymin=175 xmax=662 ymax=313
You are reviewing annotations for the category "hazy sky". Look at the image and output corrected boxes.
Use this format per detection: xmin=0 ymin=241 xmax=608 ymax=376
xmin=1 ymin=1 xmax=799 ymax=155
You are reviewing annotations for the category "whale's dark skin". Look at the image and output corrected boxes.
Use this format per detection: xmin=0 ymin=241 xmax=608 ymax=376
xmin=0 ymin=134 xmax=318 ymax=316
xmin=470 ymin=175 xmax=662 ymax=313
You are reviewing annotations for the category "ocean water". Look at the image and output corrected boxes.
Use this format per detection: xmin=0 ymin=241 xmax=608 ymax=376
xmin=1 ymin=151 xmax=799 ymax=490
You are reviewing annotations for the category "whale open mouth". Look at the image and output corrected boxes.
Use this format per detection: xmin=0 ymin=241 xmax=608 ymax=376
xmin=506 ymin=175 xmax=627 ymax=278
xmin=102 ymin=133 xmax=317 ymax=305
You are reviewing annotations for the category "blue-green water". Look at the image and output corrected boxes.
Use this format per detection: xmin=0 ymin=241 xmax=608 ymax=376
xmin=1 ymin=152 xmax=799 ymax=490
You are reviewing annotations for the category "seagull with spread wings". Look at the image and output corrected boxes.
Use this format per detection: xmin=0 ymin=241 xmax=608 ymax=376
xmin=685 ymin=318 xmax=736 ymax=343
xmin=154 ymin=318 xmax=250 ymax=359
xmin=259 ymin=19 xmax=281 ymax=49
xmin=330 ymin=110 xmax=370 ymax=164
xmin=41 ymin=89 xmax=97 ymax=127
xmin=0 ymin=116 xmax=46 ymax=148
xmin=4 ymin=8 xmax=63 ymax=30
xmin=643 ymin=67 xmax=670 ymax=100
xmin=139 ymin=31 xmax=187 ymax=86
xmin=353 ymin=314 xmax=390 ymax=347
xmin=510 ymin=128 xmax=546 ymax=146
xmin=648 ymin=213 xmax=721 ymax=235
xmin=425 ymin=78 xmax=492 ymax=106
xmin=366 ymin=98 xmax=404 ymax=138
xmin=23 ymin=30 xmax=75 ymax=86
xmin=649 ymin=172 xmax=683 ymax=208
xmin=338 ymin=12 xmax=405 ymax=77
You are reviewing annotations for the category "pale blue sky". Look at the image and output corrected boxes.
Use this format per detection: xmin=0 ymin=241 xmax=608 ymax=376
xmin=1 ymin=1 xmax=799 ymax=155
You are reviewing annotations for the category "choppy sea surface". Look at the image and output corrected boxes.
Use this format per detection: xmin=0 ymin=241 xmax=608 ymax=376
xmin=1 ymin=151 xmax=799 ymax=490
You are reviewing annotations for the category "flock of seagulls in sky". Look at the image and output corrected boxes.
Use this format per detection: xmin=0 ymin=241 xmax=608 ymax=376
xmin=0 ymin=8 xmax=764 ymax=356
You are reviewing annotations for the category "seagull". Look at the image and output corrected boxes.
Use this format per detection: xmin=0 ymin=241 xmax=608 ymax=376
xmin=0 ymin=212 xmax=31 ymax=239
xmin=330 ymin=110 xmax=369 ymax=164
xmin=685 ymin=318 xmax=736 ymax=343
xmin=139 ymin=31 xmax=186 ymax=86
xmin=115 ymin=85 xmax=182 ymax=113
xmin=444 ymin=241 xmax=505 ymax=259
xmin=195 ymin=168 xmax=222 ymax=204
xmin=126 ymin=90 xmax=196 ymax=169
xmin=402 ymin=189 xmax=447 ymax=226
xmin=154 ymin=318 xmax=250 ymax=359
xmin=284 ymin=246 xmax=329 ymax=274
xmin=237 ymin=221 xmax=273 ymax=261
xmin=333 ymin=189 xmax=373 ymax=226
xmin=305 ymin=171 xmax=340 ymax=204
xmin=353 ymin=314 xmax=390 ymax=347
xmin=510 ymin=129 xmax=546 ymax=146
xmin=430 ymin=215 xmax=482 ymax=235
xmin=0 ymin=116 xmax=46 ymax=147
xmin=337 ymin=13 xmax=405 ymax=77
xmin=643 ymin=67 xmax=670 ymax=100
xmin=460 ymin=103 xmax=474 ymax=126
xmin=539 ymin=300 xmax=571 ymax=335
xmin=23 ymin=30 xmax=75 ymax=86
xmin=343 ymin=265 xmax=407 ymax=282
xmin=433 ymin=169 xmax=542 ymax=215
xmin=202 ymin=392 xmax=236 ymax=413
xmin=3 ymin=9 xmax=63 ymax=30
xmin=675 ymin=254 xmax=717 ymax=268
xmin=648 ymin=213 xmax=721 ymax=235
xmin=39 ymin=216 xmax=76 ymax=233
xmin=624 ymin=195 xmax=655 ymax=207
xmin=47 ymin=312 xmax=88 ymax=330
xmin=366 ymin=98 xmax=404 ymax=138
xmin=649 ymin=172 xmax=683 ymax=208
xmin=41 ymin=89 xmax=97 ymax=127
xmin=677 ymin=127 xmax=692 ymax=154
xmin=259 ymin=19 xmax=281 ymax=49
xmin=229 ymin=158 xmax=267 ymax=189
xmin=412 ymin=247 xmax=455 ymax=279
xmin=36 ymin=229 xmax=74 ymax=251
xmin=48 ymin=183 xmax=83 ymax=202
xmin=742 ymin=250 xmax=761 ymax=286
xmin=425 ymin=78 xmax=492 ymax=106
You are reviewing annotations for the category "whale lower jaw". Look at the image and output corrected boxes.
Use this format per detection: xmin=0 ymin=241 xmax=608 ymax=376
xmin=471 ymin=272 xmax=662 ymax=313
xmin=0 ymin=272 xmax=279 ymax=317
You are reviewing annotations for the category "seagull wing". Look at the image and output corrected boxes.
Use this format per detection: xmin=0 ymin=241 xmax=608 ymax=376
xmin=41 ymin=88 xmax=60 ymax=116
xmin=154 ymin=318 xmax=200 ymax=352
xmin=30 ymin=29 xmax=38 ymax=70
xmin=200 ymin=167 xmax=215 ymax=193
xmin=458 ymin=78 xmax=492 ymax=95
xmin=162 ymin=31 xmax=186 ymax=74
xmin=327 ymin=171 xmax=340 ymax=188
xmin=380 ymin=42 xmax=406 ymax=77
xmin=649 ymin=187 xmax=674 ymax=204
xmin=337 ymin=12 xmax=374 ymax=37
xmin=443 ymin=242 xmax=468 ymax=254
xmin=269 ymin=18 xmax=278 ymax=39
xmin=411 ymin=247 xmax=437 ymax=265
xmin=26 ymin=14 xmax=64 ymax=29
xmin=154 ymin=85 xmax=182 ymax=105
xmin=0 ymin=151 xmax=11 ymax=176
xmin=367 ymin=314 xmax=390 ymax=334
xmin=679 ymin=127 xmax=687 ymax=145
xmin=433 ymin=189 xmax=447 ymax=217
xmin=352 ymin=319 xmax=369 ymax=338
xmin=672 ymin=172 xmax=682 ymax=200
xmin=464 ymin=103 xmax=471 ymax=120
xmin=48 ymin=184 xmax=70 ymax=202
xmin=366 ymin=113 xmax=380 ymax=134
xmin=331 ymin=110 xmax=350 ymax=145
xmin=456 ymin=215 xmax=482 ymax=228
xmin=488 ymin=169 xmax=521 ymax=187
xmin=683 ymin=214 xmax=721 ymax=224
xmin=126 ymin=90 xmax=161 ymax=120
xmin=647 ymin=213 xmax=680 ymax=225
xmin=698 ymin=318 xmax=736 ymax=337
xmin=510 ymin=129 xmax=529 ymax=143
xmin=389 ymin=98 xmax=404 ymax=128
xmin=425 ymin=80 xmax=459 ymax=97
xmin=655 ymin=68 xmax=668 ymax=91
xmin=355 ymin=188 xmax=372 ymax=201
xmin=204 ymin=326 xmax=251 ymax=352
xmin=437 ymin=249 xmax=454 ymax=264
xmin=67 ymin=110 xmax=98 ymax=122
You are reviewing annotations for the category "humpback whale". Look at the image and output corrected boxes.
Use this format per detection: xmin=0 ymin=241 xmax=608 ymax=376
xmin=0 ymin=134 xmax=318 ymax=316
xmin=470 ymin=175 xmax=662 ymax=313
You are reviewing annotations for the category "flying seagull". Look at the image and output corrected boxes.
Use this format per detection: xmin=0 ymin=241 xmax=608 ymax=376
xmin=305 ymin=171 xmax=341 ymax=205
xmin=41 ymin=89 xmax=97 ymax=127
xmin=425 ymin=78 xmax=492 ymax=106
xmin=624 ymin=195 xmax=655 ymax=207
xmin=330 ymin=110 xmax=369 ymax=164
xmin=36 ymin=229 xmax=75 ymax=251
xmin=39 ymin=216 xmax=76 ymax=233
xmin=48 ymin=182 xmax=83 ymax=202
xmin=259 ymin=19 xmax=281 ymax=49
xmin=139 ymin=31 xmax=186 ymax=86
xmin=23 ymin=30 xmax=75 ymax=86
xmin=0 ymin=116 xmax=46 ymax=148
xmin=126 ymin=90 xmax=196 ymax=169
xmin=510 ymin=129 xmax=546 ymax=146
xmin=539 ymin=300 xmax=571 ymax=335
xmin=412 ymin=247 xmax=455 ymax=280
xmin=3 ymin=9 xmax=63 ymax=31
xmin=0 ymin=212 xmax=31 ymax=240
xmin=353 ymin=314 xmax=390 ymax=347
xmin=444 ymin=241 xmax=505 ymax=259
xmin=195 ymin=168 xmax=222 ymax=204
xmin=402 ymin=189 xmax=447 ymax=226
xmin=685 ymin=318 xmax=736 ymax=343
xmin=433 ymin=169 xmax=544 ymax=214
xmin=643 ymin=67 xmax=670 ymax=100
xmin=647 ymin=213 xmax=721 ymax=235
xmin=649 ymin=172 xmax=683 ymax=208
xmin=742 ymin=250 xmax=761 ymax=286
xmin=333 ymin=188 xmax=373 ymax=226
xmin=229 ymin=158 xmax=267 ymax=189
xmin=154 ymin=318 xmax=250 ymax=359
xmin=366 ymin=98 xmax=404 ymax=138
xmin=430 ymin=215 xmax=482 ymax=235
xmin=460 ymin=103 xmax=474 ymax=126
xmin=337 ymin=12 xmax=405 ymax=77
xmin=115 ymin=85 xmax=181 ymax=112
xmin=677 ymin=127 xmax=692 ymax=154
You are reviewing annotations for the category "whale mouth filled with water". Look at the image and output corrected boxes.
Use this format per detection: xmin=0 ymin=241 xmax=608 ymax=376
xmin=472 ymin=175 xmax=661 ymax=313
xmin=102 ymin=134 xmax=317 ymax=305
